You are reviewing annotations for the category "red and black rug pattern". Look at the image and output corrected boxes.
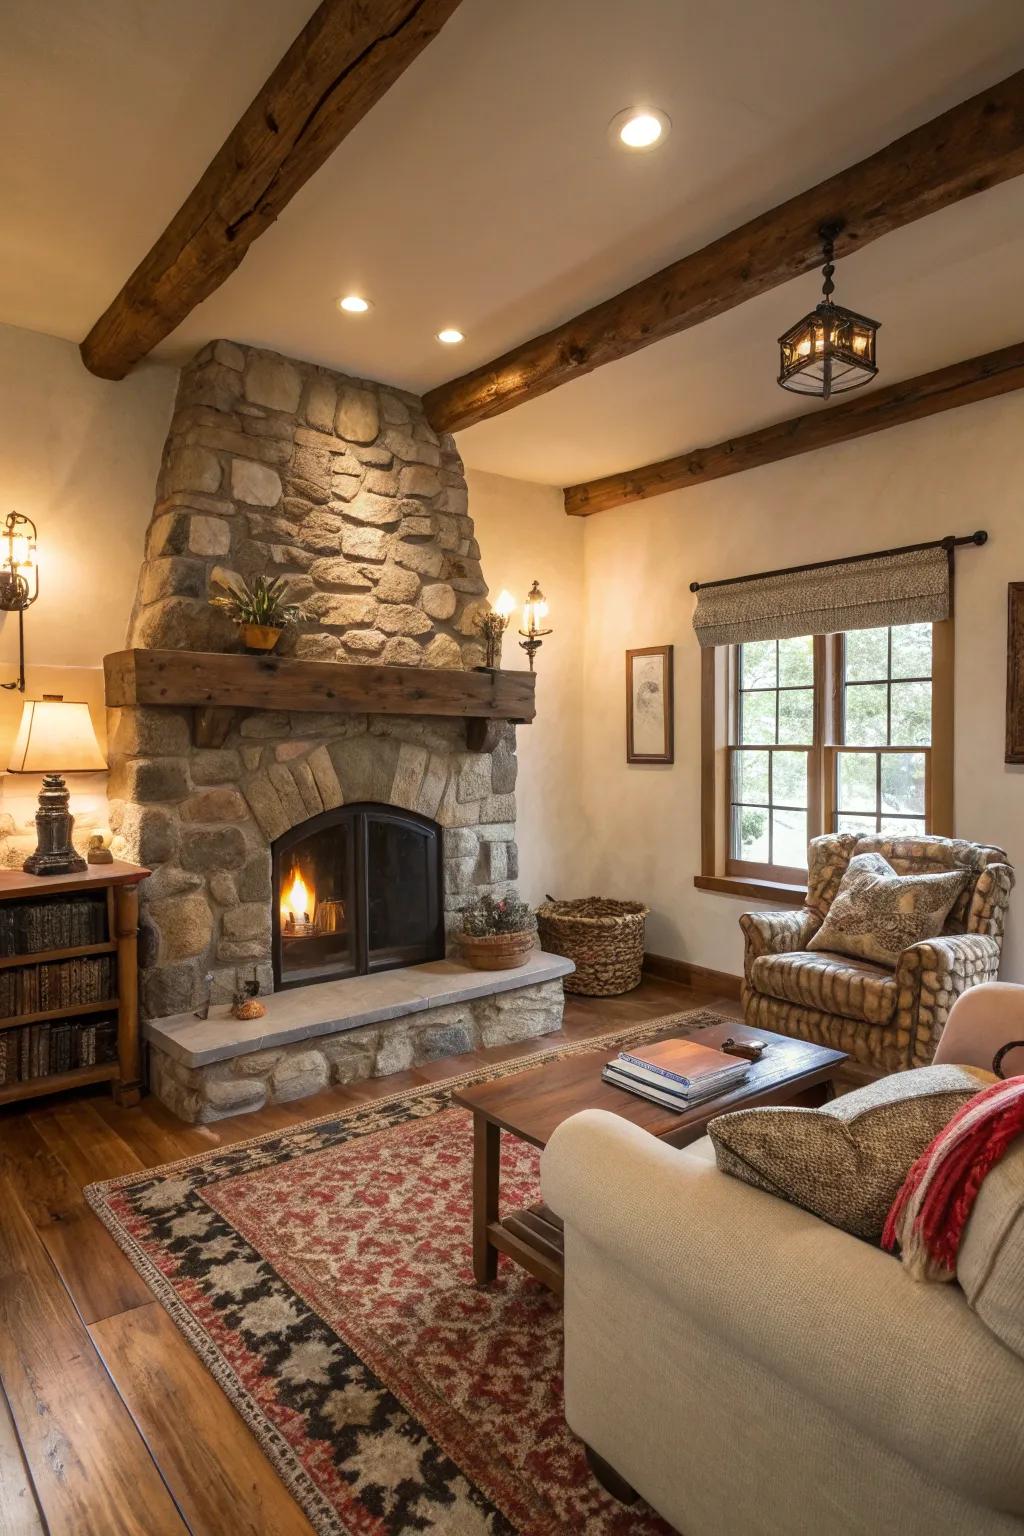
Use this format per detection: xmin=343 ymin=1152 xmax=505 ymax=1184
xmin=87 ymin=1012 xmax=722 ymax=1535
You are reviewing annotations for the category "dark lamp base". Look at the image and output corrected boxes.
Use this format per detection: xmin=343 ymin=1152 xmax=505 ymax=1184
xmin=22 ymin=772 xmax=87 ymax=877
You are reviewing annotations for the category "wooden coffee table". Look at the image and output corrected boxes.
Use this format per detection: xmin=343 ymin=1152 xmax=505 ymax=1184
xmin=453 ymin=1021 xmax=846 ymax=1295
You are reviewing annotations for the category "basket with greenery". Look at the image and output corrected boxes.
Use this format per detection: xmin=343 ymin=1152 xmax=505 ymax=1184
xmin=460 ymin=893 xmax=536 ymax=970
xmin=462 ymin=893 xmax=536 ymax=937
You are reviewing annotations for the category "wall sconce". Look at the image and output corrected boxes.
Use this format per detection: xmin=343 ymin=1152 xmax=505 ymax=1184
xmin=518 ymin=580 xmax=553 ymax=671
xmin=475 ymin=590 xmax=516 ymax=670
xmin=0 ymin=512 xmax=39 ymax=694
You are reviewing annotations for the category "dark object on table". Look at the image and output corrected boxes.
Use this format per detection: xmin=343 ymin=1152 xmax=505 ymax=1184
xmin=993 ymin=1040 xmax=1024 ymax=1078
xmin=720 ymin=1036 xmax=767 ymax=1061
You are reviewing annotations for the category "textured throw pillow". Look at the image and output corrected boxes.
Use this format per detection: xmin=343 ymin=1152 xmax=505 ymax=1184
xmin=957 ymin=1137 xmax=1024 ymax=1361
xmin=708 ymin=1065 xmax=983 ymax=1241
xmin=806 ymin=850 xmax=968 ymax=967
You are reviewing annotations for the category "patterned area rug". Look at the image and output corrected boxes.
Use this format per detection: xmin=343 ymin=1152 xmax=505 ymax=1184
xmin=87 ymin=1008 xmax=727 ymax=1535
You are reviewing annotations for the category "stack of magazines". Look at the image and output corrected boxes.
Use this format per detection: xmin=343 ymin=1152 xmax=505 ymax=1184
xmin=603 ymin=1036 xmax=751 ymax=1109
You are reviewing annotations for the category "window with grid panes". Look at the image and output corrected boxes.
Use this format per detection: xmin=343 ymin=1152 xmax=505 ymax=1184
xmin=727 ymin=623 xmax=935 ymax=878
xmin=729 ymin=635 xmax=815 ymax=879
xmin=833 ymin=623 xmax=932 ymax=836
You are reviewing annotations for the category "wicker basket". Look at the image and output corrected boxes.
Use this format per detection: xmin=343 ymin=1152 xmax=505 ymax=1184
xmin=536 ymin=897 xmax=649 ymax=996
xmin=459 ymin=930 xmax=536 ymax=971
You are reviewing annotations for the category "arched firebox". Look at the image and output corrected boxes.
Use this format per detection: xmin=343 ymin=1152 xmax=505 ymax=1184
xmin=271 ymin=804 xmax=444 ymax=990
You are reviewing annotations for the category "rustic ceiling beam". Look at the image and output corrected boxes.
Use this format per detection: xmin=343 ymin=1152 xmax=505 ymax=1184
xmin=423 ymin=70 xmax=1024 ymax=434
xmin=562 ymin=340 xmax=1024 ymax=515
xmin=80 ymin=0 xmax=464 ymax=380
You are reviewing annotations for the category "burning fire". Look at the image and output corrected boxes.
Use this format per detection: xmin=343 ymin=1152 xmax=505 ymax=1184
xmin=281 ymin=868 xmax=314 ymax=928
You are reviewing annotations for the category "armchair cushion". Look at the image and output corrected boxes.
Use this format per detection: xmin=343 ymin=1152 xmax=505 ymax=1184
xmin=708 ymin=1065 xmax=983 ymax=1241
xmin=750 ymin=948 xmax=899 ymax=1025
xmin=807 ymin=851 xmax=969 ymax=967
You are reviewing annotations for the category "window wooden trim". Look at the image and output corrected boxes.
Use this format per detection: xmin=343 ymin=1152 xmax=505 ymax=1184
xmin=697 ymin=618 xmax=954 ymax=900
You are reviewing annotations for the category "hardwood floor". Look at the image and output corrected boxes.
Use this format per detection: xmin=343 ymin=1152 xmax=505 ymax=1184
xmin=0 ymin=977 xmax=739 ymax=1536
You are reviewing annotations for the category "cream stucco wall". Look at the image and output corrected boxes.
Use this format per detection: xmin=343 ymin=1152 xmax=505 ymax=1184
xmin=0 ymin=326 xmax=589 ymax=900
xmin=578 ymin=390 xmax=1024 ymax=981
xmin=466 ymin=468 xmax=587 ymax=907
xmin=0 ymin=323 xmax=177 ymax=854
xmin=2 ymin=320 xmax=1019 ymax=984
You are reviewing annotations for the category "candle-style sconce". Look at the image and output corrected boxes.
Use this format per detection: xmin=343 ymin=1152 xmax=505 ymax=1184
xmin=518 ymin=579 xmax=553 ymax=671
xmin=0 ymin=512 xmax=39 ymax=694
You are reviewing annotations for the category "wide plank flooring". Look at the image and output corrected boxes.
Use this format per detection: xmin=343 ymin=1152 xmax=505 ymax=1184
xmin=0 ymin=977 xmax=738 ymax=1535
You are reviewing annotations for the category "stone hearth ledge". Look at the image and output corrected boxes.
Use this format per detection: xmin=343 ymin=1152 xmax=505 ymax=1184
xmin=144 ymin=950 xmax=574 ymax=1122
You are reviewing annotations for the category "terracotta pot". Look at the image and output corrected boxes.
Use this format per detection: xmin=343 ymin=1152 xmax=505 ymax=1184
xmin=459 ymin=929 xmax=536 ymax=971
xmin=240 ymin=623 xmax=284 ymax=654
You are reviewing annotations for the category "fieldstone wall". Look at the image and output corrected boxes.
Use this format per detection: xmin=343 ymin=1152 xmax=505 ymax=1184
xmin=107 ymin=339 xmax=552 ymax=1109
xmin=128 ymin=338 xmax=487 ymax=666
xmin=108 ymin=707 xmax=519 ymax=1021
xmin=148 ymin=977 xmax=565 ymax=1123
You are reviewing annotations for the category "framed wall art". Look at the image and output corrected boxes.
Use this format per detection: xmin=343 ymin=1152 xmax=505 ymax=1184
xmin=1007 ymin=583 xmax=1024 ymax=764
xmin=626 ymin=645 xmax=674 ymax=764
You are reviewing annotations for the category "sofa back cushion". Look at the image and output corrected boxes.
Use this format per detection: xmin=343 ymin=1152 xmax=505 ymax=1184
xmin=806 ymin=851 xmax=969 ymax=967
xmin=708 ymin=1064 xmax=983 ymax=1241
xmin=958 ymin=1138 xmax=1024 ymax=1360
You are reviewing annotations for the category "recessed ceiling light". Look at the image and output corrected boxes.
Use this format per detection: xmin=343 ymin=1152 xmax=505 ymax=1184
xmin=609 ymin=106 xmax=670 ymax=151
xmin=436 ymin=327 xmax=465 ymax=345
xmin=338 ymin=294 xmax=371 ymax=314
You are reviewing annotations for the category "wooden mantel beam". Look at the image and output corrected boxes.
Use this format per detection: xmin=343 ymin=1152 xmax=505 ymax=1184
xmin=423 ymin=71 xmax=1024 ymax=434
xmin=80 ymin=0 xmax=463 ymax=380
xmin=562 ymin=340 xmax=1024 ymax=515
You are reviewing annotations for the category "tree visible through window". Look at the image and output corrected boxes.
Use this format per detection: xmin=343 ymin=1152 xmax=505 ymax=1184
xmin=727 ymin=623 xmax=936 ymax=879
xmin=835 ymin=623 xmax=931 ymax=836
xmin=730 ymin=636 xmax=813 ymax=876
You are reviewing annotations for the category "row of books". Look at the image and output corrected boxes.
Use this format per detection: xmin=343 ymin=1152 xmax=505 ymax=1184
xmin=0 ymin=1018 xmax=117 ymax=1084
xmin=0 ymin=896 xmax=108 ymax=957
xmin=602 ymin=1036 xmax=751 ymax=1109
xmin=0 ymin=955 xmax=115 ymax=1018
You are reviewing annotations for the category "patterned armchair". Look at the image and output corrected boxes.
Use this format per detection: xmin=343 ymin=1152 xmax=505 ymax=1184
xmin=740 ymin=833 xmax=1014 ymax=1076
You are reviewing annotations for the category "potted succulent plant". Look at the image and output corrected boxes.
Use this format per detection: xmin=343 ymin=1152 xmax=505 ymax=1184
xmin=209 ymin=572 xmax=308 ymax=654
xmin=460 ymin=892 xmax=537 ymax=971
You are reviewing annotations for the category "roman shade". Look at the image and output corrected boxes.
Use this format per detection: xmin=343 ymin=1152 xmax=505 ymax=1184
xmin=692 ymin=545 xmax=950 ymax=648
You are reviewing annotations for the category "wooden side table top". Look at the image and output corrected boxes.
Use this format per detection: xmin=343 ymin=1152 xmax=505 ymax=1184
xmin=454 ymin=1020 xmax=847 ymax=1150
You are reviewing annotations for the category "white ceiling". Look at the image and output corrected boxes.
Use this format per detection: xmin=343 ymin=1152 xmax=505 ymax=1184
xmin=2 ymin=0 xmax=1024 ymax=486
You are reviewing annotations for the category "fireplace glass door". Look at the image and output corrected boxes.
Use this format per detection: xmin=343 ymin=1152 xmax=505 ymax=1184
xmin=272 ymin=804 xmax=443 ymax=990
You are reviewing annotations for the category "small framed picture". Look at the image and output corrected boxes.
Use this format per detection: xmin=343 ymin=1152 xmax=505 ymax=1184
xmin=626 ymin=645 xmax=674 ymax=764
xmin=1007 ymin=583 xmax=1024 ymax=764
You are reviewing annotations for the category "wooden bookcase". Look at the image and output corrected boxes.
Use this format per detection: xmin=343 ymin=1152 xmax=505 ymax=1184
xmin=0 ymin=861 xmax=148 ymax=1108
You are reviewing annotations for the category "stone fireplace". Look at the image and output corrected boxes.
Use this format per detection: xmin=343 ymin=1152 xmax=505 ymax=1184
xmin=105 ymin=340 xmax=570 ymax=1120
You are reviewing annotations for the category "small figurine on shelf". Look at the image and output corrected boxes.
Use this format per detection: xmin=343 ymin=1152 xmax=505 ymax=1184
xmin=231 ymin=966 xmax=266 ymax=1021
xmin=87 ymin=834 xmax=114 ymax=865
xmin=194 ymin=971 xmax=214 ymax=1021
xmin=235 ymin=997 xmax=266 ymax=1021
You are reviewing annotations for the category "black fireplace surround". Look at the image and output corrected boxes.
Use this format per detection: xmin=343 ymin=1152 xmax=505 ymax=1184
xmin=271 ymin=803 xmax=444 ymax=990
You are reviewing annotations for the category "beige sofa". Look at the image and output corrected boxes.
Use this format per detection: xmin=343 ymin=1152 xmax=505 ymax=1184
xmin=541 ymin=1002 xmax=1024 ymax=1535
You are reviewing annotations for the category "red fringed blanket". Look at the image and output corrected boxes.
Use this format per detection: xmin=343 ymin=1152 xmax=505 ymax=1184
xmin=884 ymin=1075 xmax=1024 ymax=1281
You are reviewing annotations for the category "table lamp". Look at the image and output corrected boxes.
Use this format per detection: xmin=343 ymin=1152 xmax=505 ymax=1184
xmin=7 ymin=695 xmax=107 ymax=875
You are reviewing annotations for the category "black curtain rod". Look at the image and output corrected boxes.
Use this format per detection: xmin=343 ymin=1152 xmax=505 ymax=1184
xmin=688 ymin=530 xmax=988 ymax=595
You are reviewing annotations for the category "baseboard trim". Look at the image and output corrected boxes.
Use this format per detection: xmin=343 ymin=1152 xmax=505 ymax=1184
xmin=642 ymin=952 xmax=743 ymax=1000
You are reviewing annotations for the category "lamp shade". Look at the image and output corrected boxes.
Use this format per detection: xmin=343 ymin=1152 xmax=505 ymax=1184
xmin=8 ymin=697 xmax=107 ymax=773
